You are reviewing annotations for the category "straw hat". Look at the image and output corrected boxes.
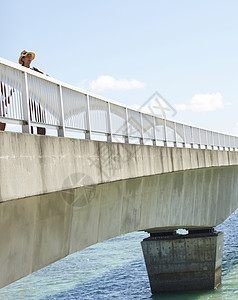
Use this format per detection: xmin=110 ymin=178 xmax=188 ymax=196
xmin=18 ymin=50 xmax=35 ymax=65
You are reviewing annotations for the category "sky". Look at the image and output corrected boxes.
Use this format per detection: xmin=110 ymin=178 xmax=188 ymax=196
xmin=1 ymin=0 xmax=238 ymax=135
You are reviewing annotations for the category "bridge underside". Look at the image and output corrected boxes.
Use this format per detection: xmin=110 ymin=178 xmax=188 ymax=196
xmin=0 ymin=165 xmax=238 ymax=289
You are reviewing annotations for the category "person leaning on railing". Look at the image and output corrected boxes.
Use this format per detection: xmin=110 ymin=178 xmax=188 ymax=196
xmin=0 ymin=82 xmax=15 ymax=130
xmin=19 ymin=50 xmax=47 ymax=135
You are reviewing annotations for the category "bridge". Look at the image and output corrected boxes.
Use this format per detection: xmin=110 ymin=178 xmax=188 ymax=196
xmin=0 ymin=57 xmax=238 ymax=293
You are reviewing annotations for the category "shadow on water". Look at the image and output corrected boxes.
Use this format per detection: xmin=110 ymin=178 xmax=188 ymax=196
xmin=216 ymin=209 xmax=238 ymax=276
xmin=151 ymin=291 xmax=215 ymax=300
xmin=41 ymin=257 xmax=234 ymax=300
xmin=42 ymin=258 xmax=151 ymax=300
xmin=42 ymin=260 xmax=215 ymax=300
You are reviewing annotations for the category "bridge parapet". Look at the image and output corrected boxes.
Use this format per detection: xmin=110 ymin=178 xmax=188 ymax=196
xmin=0 ymin=131 xmax=238 ymax=203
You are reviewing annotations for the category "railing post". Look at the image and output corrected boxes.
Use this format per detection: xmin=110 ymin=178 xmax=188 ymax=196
xmin=173 ymin=122 xmax=177 ymax=147
xmin=221 ymin=134 xmax=225 ymax=151
xmin=182 ymin=124 xmax=186 ymax=147
xmin=22 ymin=72 xmax=31 ymax=133
xmin=198 ymin=128 xmax=201 ymax=149
xmin=190 ymin=126 xmax=194 ymax=148
xmin=125 ymin=108 xmax=129 ymax=143
xmin=227 ymin=135 xmax=231 ymax=151
xmin=211 ymin=131 xmax=215 ymax=150
xmin=140 ymin=113 xmax=144 ymax=145
xmin=232 ymin=136 xmax=236 ymax=151
xmin=205 ymin=130 xmax=208 ymax=149
xmin=58 ymin=85 xmax=65 ymax=137
xmin=153 ymin=116 xmax=157 ymax=146
xmin=232 ymin=136 xmax=235 ymax=151
xmin=163 ymin=119 xmax=167 ymax=147
xmin=107 ymin=102 xmax=112 ymax=142
xmin=85 ymin=94 xmax=92 ymax=140
xmin=222 ymin=134 xmax=225 ymax=150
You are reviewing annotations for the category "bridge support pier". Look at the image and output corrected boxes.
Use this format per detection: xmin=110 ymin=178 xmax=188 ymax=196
xmin=141 ymin=228 xmax=223 ymax=293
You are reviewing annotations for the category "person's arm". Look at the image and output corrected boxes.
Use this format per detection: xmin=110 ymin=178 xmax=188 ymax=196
xmin=1 ymin=81 xmax=14 ymax=105
xmin=32 ymin=67 xmax=49 ymax=76
xmin=32 ymin=67 xmax=44 ymax=74
xmin=7 ymin=88 xmax=15 ymax=104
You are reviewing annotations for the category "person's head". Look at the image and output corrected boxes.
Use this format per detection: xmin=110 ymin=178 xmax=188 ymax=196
xmin=18 ymin=50 xmax=35 ymax=67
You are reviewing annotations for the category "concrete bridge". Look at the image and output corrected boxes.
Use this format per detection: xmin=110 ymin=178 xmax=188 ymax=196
xmin=0 ymin=57 xmax=238 ymax=293
xmin=0 ymin=132 xmax=238 ymax=292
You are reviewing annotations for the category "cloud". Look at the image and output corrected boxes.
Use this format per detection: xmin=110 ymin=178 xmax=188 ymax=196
xmin=175 ymin=93 xmax=231 ymax=112
xmin=89 ymin=75 xmax=145 ymax=92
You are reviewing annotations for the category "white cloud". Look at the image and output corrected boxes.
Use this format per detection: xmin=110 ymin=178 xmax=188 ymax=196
xmin=175 ymin=93 xmax=231 ymax=112
xmin=89 ymin=75 xmax=145 ymax=92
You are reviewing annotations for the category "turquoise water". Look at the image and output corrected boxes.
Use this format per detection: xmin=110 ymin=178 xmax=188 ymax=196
xmin=0 ymin=210 xmax=237 ymax=299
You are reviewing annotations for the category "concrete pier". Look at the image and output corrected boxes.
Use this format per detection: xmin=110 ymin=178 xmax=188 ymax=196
xmin=141 ymin=228 xmax=224 ymax=293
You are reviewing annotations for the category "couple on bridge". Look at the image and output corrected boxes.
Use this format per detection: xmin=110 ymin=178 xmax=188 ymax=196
xmin=0 ymin=50 xmax=47 ymax=135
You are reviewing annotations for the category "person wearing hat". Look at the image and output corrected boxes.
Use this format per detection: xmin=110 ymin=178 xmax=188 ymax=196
xmin=19 ymin=50 xmax=46 ymax=135
xmin=19 ymin=50 xmax=44 ymax=74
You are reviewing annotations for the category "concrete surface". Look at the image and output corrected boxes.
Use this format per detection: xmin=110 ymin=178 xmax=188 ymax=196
xmin=0 ymin=131 xmax=238 ymax=288
xmin=0 ymin=131 xmax=238 ymax=202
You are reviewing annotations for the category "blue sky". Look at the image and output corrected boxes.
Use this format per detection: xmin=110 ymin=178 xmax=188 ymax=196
xmin=1 ymin=0 xmax=238 ymax=135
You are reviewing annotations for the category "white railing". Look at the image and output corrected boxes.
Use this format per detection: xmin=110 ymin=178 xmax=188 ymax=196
xmin=0 ymin=57 xmax=238 ymax=151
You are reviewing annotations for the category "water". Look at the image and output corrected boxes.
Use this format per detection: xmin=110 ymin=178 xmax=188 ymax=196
xmin=0 ymin=210 xmax=237 ymax=300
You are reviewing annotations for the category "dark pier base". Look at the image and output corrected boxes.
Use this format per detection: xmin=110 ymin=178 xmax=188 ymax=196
xmin=141 ymin=228 xmax=223 ymax=293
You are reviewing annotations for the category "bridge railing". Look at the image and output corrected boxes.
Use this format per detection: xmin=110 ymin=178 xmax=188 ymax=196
xmin=0 ymin=57 xmax=238 ymax=150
